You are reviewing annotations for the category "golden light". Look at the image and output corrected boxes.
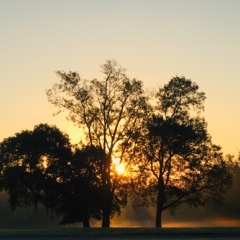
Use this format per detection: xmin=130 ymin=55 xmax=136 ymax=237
xmin=116 ymin=164 xmax=125 ymax=175
xmin=113 ymin=158 xmax=125 ymax=175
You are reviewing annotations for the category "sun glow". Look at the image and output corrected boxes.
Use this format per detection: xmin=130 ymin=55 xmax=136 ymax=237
xmin=113 ymin=158 xmax=125 ymax=175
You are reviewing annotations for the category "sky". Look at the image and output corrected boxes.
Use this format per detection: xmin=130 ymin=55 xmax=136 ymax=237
xmin=1 ymin=0 xmax=240 ymax=227
xmin=1 ymin=0 xmax=240 ymax=156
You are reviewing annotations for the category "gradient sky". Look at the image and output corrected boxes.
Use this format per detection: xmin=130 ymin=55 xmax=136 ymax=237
xmin=1 ymin=0 xmax=240 ymax=157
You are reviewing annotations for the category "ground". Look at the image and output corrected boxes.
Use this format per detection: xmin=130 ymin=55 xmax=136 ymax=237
xmin=0 ymin=227 xmax=240 ymax=239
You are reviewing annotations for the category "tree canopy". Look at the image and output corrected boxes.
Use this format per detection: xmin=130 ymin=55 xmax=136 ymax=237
xmin=0 ymin=124 xmax=108 ymax=227
xmin=0 ymin=124 xmax=71 ymax=209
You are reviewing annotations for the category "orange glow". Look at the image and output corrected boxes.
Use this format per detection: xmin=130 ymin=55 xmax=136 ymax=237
xmin=113 ymin=158 xmax=125 ymax=175
xmin=163 ymin=218 xmax=240 ymax=228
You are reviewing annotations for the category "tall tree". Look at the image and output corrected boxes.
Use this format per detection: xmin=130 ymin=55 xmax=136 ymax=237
xmin=131 ymin=77 xmax=233 ymax=228
xmin=46 ymin=60 xmax=149 ymax=227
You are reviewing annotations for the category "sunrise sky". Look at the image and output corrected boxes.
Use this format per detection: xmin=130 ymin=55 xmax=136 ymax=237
xmin=1 ymin=0 xmax=240 ymax=156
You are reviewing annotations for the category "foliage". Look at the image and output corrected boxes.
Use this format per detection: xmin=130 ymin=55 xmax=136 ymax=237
xmin=0 ymin=124 xmax=107 ymax=227
xmin=0 ymin=124 xmax=72 ymax=209
xmin=131 ymin=76 xmax=233 ymax=227
xmin=45 ymin=145 xmax=107 ymax=227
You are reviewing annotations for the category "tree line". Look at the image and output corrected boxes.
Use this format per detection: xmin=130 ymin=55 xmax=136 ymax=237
xmin=0 ymin=60 xmax=237 ymax=228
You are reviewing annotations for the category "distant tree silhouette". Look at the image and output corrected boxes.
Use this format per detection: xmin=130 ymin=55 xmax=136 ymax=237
xmin=131 ymin=77 xmax=233 ymax=228
xmin=0 ymin=124 xmax=106 ymax=227
xmin=202 ymin=154 xmax=240 ymax=221
xmin=46 ymin=60 xmax=149 ymax=227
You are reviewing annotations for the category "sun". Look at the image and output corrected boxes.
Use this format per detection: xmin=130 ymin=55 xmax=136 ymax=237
xmin=116 ymin=164 xmax=125 ymax=175
xmin=112 ymin=158 xmax=125 ymax=175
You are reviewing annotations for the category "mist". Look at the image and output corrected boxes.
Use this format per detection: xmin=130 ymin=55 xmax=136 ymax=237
xmin=1 ymin=193 xmax=239 ymax=228
xmin=0 ymin=167 xmax=239 ymax=228
xmin=0 ymin=193 xmax=60 ymax=228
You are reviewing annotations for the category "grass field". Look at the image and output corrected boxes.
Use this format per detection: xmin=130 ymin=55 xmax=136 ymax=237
xmin=0 ymin=227 xmax=240 ymax=239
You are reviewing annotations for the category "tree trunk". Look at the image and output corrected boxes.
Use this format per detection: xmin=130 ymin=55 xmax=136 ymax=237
xmin=155 ymin=206 xmax=162 ymax=228
xmin=101 ymin=186 xmax=112 ymax=227
xmin=83 ymin=217 xmax=90 ymax=228
xmin=101 ymin=154 xmax=112 ymax=228
xmin=155 ymin=176 xmax=164 ymax=228
xmin=82 ymin=208 xmax=90 ymax=227
xmin=102 ymin=207 xmax=111 ymax=227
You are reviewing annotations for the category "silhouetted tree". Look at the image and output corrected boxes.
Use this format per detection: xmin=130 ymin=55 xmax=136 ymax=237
xmin=0 ymin=124 xmax=72 ymax=209
xmin=52 ymin=145 xmax=107 ymax=227
xmin=0 ymin=124 xmax=105 ymax=227
xmin=131 ymin=77 xmax=233 ymax=228
xmin=46 ymin=60 xmax=149 ymax=227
